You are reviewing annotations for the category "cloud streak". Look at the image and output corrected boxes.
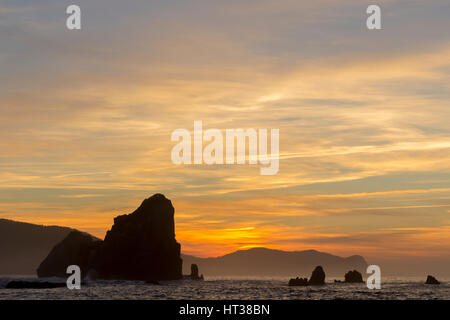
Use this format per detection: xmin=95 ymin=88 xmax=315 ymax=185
xmin=0 ymin=0 xmax=449 ymax=261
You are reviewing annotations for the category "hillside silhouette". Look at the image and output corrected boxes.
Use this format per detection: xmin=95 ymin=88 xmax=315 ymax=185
xmin=0 ymin=219 xmax=74 ymax=275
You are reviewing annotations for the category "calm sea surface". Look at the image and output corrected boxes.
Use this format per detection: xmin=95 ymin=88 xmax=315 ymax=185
xmin=1 ymin=276 xmax=449 ymax=300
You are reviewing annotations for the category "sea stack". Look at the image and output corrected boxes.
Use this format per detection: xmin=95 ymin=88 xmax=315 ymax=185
xmin=190 ymin=264 xmax=204 ymax=280
xmin=344 ymin=270 xmax=364 ymax=283
xmin=308 ymin=266 xmax=326 ymax=285
xmin=288 ymin=266 xmax=326 ymax=286
xmin=38 ymin=194 xmax=183 ymax=281
xmin=425 ymin=275 xmax=440 ymax=285
xmin=92 ymin=194 xmax=182 ymax=280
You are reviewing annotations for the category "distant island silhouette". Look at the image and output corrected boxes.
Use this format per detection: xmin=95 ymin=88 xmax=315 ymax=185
xmin=182 ymin=247 xmax=366 ymax=277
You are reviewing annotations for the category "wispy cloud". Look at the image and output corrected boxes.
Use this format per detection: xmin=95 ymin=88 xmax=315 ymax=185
xmin=0 ymin=0 xmax=449 ymax=260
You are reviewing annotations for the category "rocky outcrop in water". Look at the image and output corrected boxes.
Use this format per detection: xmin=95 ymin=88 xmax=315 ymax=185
xmin=425 ymin=275 xmax=440 ymax=285
xmin=91 ymin=194 xmax=182 ymax=280
xmin=308 ymin=266 xmax=325 ymax=285
xmin=190 ymin=264 xmax=204 ymax=280
xmin=288 ymin=277 xmax=308 ymax=286
xmin=37 ymin=194 xmax=183 ymax=281
xmin=37 ymin=231 xmax=101 ymax=278
xmin=0 ymin=218 xmax=74 ymax=275
xmin=288 ymin=266 xmax=326 ymax=286
xmin=6 ymin=280 xmax=66 ymax=289
xmin=344 ymin=270 xmax=364 ymax=283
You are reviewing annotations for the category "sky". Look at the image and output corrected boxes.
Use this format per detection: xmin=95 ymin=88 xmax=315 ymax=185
xmin=1 ymin=0 xmax=450 ymax=271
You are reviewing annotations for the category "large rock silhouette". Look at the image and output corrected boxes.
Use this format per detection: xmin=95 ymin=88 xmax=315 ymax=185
xmin=91 ymin=194 xmax=182 ymax=280
xmin=37 ymin=230 xmax=101 ymax=278
xmin=38 ymin=194 xmax=183 ymax=281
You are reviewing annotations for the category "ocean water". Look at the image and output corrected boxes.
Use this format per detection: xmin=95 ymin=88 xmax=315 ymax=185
xmin=0 ymin=276 xmax=449 ymax=300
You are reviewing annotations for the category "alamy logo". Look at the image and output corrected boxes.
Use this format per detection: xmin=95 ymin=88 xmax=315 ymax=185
xmin=171 ymin=121 xmax=279 ymax=175
xmin=366 ymin=5 xmax=381 ymax=30
xmin=66 ymin=265 xmax=81 ymax=289
xmin=66 ymin=5 xmax=81 ymax=30
xmin=366 ymin=265 xmax=381 ymax=289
